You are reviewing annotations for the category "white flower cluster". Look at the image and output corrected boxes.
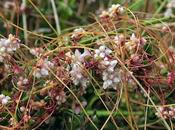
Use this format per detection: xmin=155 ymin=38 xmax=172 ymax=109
xmin=108 ymin=4 xmax=124 ymax=16
xmin=100 ymin=4 xmax=124 ymax=18
xmin=156 ymin=106 xmax=175 ymax=119
xmin=69 ymin=49 xmax=90 ymax=87
xmin=17 ymin=77 xmax=29 ymax=87
xmin=102 ymin=58 xmax=120 ymax=89
xmin=95 ymin=45 xmax=120 ymax=89
xmin=69 ymin=46 xmax=120 ymax=89
xmin=0 ymin=34 xmax=20 ymax=62
xmin=55 ymin=91 xmax=66 ymax=105
xmin=70 ymin=63 xmax=89 ymax=87
xmin=125 ymin=33 xmax=138 ymax=51
xmin=125 ymin=33 xmax=146 ymax=53
xmin=33 ymin=58 xmax=54 ymax=78
xmin=94 ymin=45 xmax=112 ymax=59
xmin=164 ymin=0 xmax=175 ymax=17
xmin=0 ymin=94 xmax=11 ymax=105
xmin=114 ymin=34 xmax=125 ymax=46
xmin=71 ymin=28 xmax=86 ymax=39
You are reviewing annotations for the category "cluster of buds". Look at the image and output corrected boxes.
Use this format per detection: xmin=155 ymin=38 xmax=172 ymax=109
xmin=30 ymin=47 xmax=44 ymax=57
xmin=125 ymin=33 xmax=146 ymax=54
xmin=0 ymin=34 xmax=20 ymax=62
xmin=164 ymin=0 xmax=175 ymax=17
xmin=0 ymin=94 xmax=11 ymax=105
xmin=33 ymin=58 xmax=54 ymax=78
xmin=114 ymin=34 xmax=125 ymax=46
xmin=55 ymin=90 xmax=66 ymax=105
xmin=94 ymin=45 xmax=112 ymax=59
xmin=156 ymin=106 xmax=175 ymax=119
xmin=71 ymin=28 xmax=86 ymax=41
xmin=99 ymin=4 xmax=124 ymax=18
xmin=101 ymin=59 xmax=120 ymax=89
xmin=48 ymin=86 xmax=66 ymax=105
xmin=95 ymin=45 xmax=120 ymax=89
xmin=17 ymin=77 xmax=29 ymax=89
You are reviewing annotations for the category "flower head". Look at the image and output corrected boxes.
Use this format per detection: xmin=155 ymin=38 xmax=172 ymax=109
xmin=94 ymin=45 xmax=112 ymax=59
xmin=0 ymin=34 xmax=20 ymax=61
xmin=33 ymin=58 xmax=54 ymax=78
xmin=0 ymin=94 xmax=11 ymax=105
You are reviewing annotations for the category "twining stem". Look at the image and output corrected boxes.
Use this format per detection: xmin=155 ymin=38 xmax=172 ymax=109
xmin=48 ymin=68 xmax=99 ymax=130
xmin=28 ymin=0 xmax=58 ymax=35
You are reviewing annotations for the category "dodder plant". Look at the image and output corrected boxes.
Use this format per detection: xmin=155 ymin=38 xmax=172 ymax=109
xmin=0 ymin=3 xmax=175 ymax=130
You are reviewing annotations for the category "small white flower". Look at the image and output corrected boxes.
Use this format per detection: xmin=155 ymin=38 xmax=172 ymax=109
xmin=56 ymin=94 xmax=66 ymax=105
xmin=74 ymin=28 xmax=85 ymax=33
xmin=30 ymin=49 xmax=38 ymax=56
xmin=99 ymin=52 xmax=105 ymax=58
xmin=71 ymin=28 xmax=85 ymax=39
xmin=103 ymin=60 xmax=110 ymax=66
xmin=99 ymin=45 xmax=106 ymax=51
xmin=0 ymin=94 xmax=5 ymax=99
xmin=164 ymin=8 xmax=173 ymax=17
xmin=95 ymin=49 xmax=100 ymax=54
xmin=72 ymin=49 xmax=91 ymax=63
xmin=130 ymin=33 xmax=139 ymax=43
xmin=110 ymin=60 xmax=118 ymax=67
xmin=30 ymin=48 xmax=43 ymax=57
xmin=114 ymin=34 xmax=125 ymax=45
xmin=20 ymin=106 xmax=25 ymax=112
xmin=109 ymin=4 xmax=120 ymax=13
xmin=0 ymin=94 xmax=11 ymax=105
xmin=105 ymin=48 xmax=112 ymax=55
xmin=7 ymin=48 xmax=13 ymax=53
xmin=40 ymin=68 xmax=49 ymax=76
xmin=0 ymin=47 xmax=6 ymax=52
xmin=99 ymin=11 xmax=110 ymax=18
xmin=103 ymin=80 xmax=111 ymax=89
xmin=113 ymin=77 xmax=120 ymax=83
xmin=34 ymin=71 xmax=42 ymax=78
xmin=108 ymin=4 xmax=124 ymax=16
xmin=118 ymin=6 xmax=124 ymax=14
xmin=2 ymin=98 xmax=8 ymax=105
xmin=23 ymin=78 xmax=29 ymax=84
